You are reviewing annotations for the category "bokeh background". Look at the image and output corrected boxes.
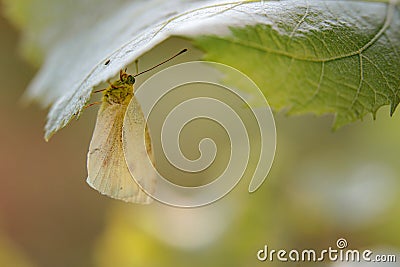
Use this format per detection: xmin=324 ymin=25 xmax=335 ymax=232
xmin=1 ymin=2 xmax=400 ymax=267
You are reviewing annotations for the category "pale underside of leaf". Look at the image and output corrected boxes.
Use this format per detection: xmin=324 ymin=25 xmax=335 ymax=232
xmin=7 ymin=0 xmax=398 ymax=138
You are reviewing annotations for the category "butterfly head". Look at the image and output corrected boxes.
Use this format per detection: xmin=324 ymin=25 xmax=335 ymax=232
xmin=119 ymin=69 xmax=135 ymax=85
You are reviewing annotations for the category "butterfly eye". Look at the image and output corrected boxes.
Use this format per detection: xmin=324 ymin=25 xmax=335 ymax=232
xmin=127 ymin=75 xmax=135 ymax=85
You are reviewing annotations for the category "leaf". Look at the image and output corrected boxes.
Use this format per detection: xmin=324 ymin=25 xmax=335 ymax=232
xmin=194 ymin=0 xmax=400 ymax=128
xmin=4 ymin=0 xmax=399 ymax=139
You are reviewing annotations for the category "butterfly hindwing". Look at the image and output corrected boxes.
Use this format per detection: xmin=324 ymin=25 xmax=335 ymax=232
xmin=122 ymin=97 xmax=157 ymax=199
xmin=87 ymin=101 xmax=152 ymax=203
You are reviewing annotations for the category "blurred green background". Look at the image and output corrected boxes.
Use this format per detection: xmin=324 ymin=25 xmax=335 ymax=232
xmin=1 ymin=2 xmax=400 ymax=267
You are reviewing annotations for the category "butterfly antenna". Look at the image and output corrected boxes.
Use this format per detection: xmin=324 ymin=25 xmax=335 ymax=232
xmin=134 ymin=48 xmax=187 ymax=77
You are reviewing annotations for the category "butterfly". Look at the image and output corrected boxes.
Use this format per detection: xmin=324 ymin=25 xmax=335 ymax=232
xmin=86 ymin=49 xmax=187 ymax=203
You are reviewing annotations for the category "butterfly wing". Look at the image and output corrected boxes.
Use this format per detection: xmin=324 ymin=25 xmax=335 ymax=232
xmin=87 ymin=101 xmax=152 ymax=203
xmin=122 ymin=97 xmax=157 ymax=199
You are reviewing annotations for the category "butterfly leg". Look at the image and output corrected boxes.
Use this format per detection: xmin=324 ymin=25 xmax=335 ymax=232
xmin=93 ymin=88 xmax=107 ymax=93
xmin=135 ymin=59 xmax=139 ymax=74
xmin=84 ymin=101 xmax=102 ymax=109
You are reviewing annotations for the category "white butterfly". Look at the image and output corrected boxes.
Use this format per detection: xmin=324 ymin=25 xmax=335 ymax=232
xmin=86 ymin=49 xmax=187 ymax=203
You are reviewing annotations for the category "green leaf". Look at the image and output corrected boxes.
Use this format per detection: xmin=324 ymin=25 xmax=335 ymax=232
xmin=193 ymin=0 xmax=400 ymax=128
xmin=4 ymin=0 xmax=399 ymax=139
